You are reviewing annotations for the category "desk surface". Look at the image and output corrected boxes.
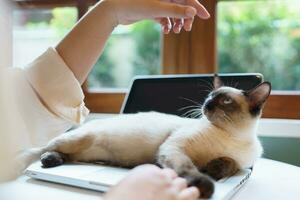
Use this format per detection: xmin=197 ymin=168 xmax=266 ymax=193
xmin=1 ymin=158 xmax=299 ymax=200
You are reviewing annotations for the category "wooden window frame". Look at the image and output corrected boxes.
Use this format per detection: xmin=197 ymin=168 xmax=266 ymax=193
xmin=16 ymin=0 xmax=300 ymax=119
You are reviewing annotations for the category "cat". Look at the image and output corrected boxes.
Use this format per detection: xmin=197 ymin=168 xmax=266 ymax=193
xmin=23 ymin=75 xmax=271 ymax=198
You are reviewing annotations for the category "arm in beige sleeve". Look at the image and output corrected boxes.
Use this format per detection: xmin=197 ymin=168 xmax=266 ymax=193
xmin=55 ymin=1 xmax=116 ymax=85
xmin=55 ymin=0 xmax=210 ymax=84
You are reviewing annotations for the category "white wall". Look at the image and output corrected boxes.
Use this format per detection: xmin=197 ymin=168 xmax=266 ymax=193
xmin=0 ymin=0 xmax=13 ymax=68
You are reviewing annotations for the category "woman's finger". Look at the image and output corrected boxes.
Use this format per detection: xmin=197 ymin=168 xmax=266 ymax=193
xmin=183 ymin=17 xmax=194 ymax=31
xmin=162 ymin=168 xmax=178 ymax=179
xmin=186 ymin=0 xmax=210 ymax=19
xmin=172 ymin=177 xmax=188 ymax=192
xmin=155 ymin=17 xmax=172 ymax=34
xmin=173 ymin=18 xmax=184 ymax=33
xmin=178 ymin=187 xmax=200 ymax=200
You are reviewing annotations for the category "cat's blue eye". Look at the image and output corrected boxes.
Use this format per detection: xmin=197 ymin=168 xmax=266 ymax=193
xmin=223 ymin=98 xmax=233 ymax=104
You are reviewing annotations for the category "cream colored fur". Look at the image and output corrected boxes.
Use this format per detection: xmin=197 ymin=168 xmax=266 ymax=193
xmin=21 ymin=84 xmax=268 ymax=179
xmin=17 ymin=80 xmax=272 ymax=199
xmin=34 ymin=87 xmax=263 ymax=169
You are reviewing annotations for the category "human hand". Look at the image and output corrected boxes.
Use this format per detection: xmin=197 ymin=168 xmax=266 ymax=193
xmin=103 ymin=165 xmax=200 ymax=200
xmin=108 ymin=0 xmax=210 ymax=33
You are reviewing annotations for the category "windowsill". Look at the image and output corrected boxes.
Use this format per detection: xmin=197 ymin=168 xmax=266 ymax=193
xmin=257 ymin=118 xmax=300 ymax=138
xmin=87 ymin=113 xmax=300 ymax=138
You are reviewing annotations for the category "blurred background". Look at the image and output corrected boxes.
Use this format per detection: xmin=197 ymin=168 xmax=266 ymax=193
xmin=6 ymin=0 xmax=300 ymax=167
xmin=13 ymin=0 xmax=300 ymax=90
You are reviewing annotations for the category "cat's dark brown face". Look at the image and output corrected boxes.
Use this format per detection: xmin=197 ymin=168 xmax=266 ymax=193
xmin=202 ymin=76 xmax=271 ymax=128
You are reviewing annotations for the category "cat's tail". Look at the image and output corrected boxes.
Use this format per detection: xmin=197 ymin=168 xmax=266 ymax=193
xmin=19 ymin=147 xmax=47 ymax=165
xmin=14 ymin=147 xmax=47 ymax=176
xmin=0 ymin=147 xmax=47 ymax=182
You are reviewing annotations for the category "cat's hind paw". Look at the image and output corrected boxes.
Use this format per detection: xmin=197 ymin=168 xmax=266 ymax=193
xmin=40 ymin=151 xmax=65 ymax=168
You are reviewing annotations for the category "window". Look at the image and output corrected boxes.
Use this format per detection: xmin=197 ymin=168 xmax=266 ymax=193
xmin=89 ymin=21 xmax=161 ymax=89
xmin=163 ymin=0 xmax=300 ymax=119
xmin=13 ymin=7 xmax=77 ymax=67
xmin=218 ymin=0 xmax=300 ymax=90
xmin=15 ymin=0 xmax=300 ymax=118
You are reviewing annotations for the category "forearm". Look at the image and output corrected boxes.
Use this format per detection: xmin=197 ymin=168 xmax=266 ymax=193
xmin=55 ymin=0 xmax=210 ymax=84
xmin=56 ymin=0 xmax=117 ymax=84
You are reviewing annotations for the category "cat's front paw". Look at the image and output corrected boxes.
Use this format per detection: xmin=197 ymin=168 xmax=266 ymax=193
xmin=187 ymin=174 xmax=215 ymax=199
xmin=202 ymin=157 xmax=238 ymax=181
xmin=40 ymin=151 xmax=65 ymax=168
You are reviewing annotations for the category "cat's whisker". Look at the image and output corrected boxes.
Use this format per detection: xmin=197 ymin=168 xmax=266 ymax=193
xmin=198 ymin=84 xmax=213 ymax=91
xmin=223 ymin=116 xmax=230 ymax=124
xmin=178 ymin=105 xmax=202 ymax=112
xmin=197 ymin=78 xmax=214 ymax=91
xmin=208 ymin=81 xmax=214 ymax=90
xmin=189 ymin=110 xmax=200 ymax=118
xmin=181 ymin=109 xmax=195 ymax=118
xmin=189 ymin=113 xmax=199 ymax=119
xmin=179 ymin=97 xmax=201 ymax=106
xmin=189 ymin=109 xmax=203 ymax=119
xmin=223 ymin=112 xmax=234 ymax=125
xmin=180 ymin=109 xmax=202 ymax=117
xmin=181 ymin=108 xmax=202 ymax=118
xmin=198 ymin=89 xmax=213 ymax=93
xmin=193 ymin=111 xmax=203 ymax=119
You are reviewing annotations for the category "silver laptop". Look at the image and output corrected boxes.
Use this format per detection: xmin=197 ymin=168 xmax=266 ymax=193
xmin=26 ymin=74 xmax=262 ymax=199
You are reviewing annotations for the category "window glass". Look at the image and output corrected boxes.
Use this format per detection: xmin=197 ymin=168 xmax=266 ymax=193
xmin=218 ymin=0 xmax=300 ymax=90
xmin=88 ymin=21 xmax=162 ymax=89
xmin=13 ymin=7 xmax=161 ymax=88
xmin=13 ymin=7 xmax=77 ymax=68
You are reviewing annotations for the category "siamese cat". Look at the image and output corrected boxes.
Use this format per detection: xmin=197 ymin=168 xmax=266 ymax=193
xmin=24 ymin=75 xmax=271 ymax=198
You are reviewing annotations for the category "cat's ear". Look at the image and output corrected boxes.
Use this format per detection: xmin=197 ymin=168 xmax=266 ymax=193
xmin=245 ymin=82 xmax=271 ymax=112
xmin=213 ymin=74 xmax=223 ymax=90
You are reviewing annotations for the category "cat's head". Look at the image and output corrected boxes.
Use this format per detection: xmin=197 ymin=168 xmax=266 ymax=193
xmin=202 ymin=74 xmax=271 ymax=129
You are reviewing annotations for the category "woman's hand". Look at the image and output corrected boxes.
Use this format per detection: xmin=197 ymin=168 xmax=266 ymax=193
xmin=108 ymin=0 xmax=210 ymax=33
xmin=104 ymin=165 xmax=200 ymax=200
xmin=56 ymin=0 xmax=210 ymax=84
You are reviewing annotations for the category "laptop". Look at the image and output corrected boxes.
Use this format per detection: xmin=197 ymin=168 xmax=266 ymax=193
xmin=25 ymin=73 xmax=263 ymax=200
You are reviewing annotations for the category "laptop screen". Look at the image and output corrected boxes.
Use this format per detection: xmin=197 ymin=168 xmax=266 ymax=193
xmin=122 ymin=74 xmax=263 ymax=117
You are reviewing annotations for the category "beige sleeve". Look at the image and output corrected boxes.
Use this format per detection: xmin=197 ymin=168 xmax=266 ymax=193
xmin=24 ymin=47 xmax=89 ymax=125
xmin=0 ymin=48 xmax=91 ymax=181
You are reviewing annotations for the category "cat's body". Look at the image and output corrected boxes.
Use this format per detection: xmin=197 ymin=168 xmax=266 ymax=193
xmin=23 ymin=76 xmax=271 ymax=198
xmin=65 ymin=112 xmax=196 ymax=166
xmin=68 ymin=112 xmax=261 ymax=169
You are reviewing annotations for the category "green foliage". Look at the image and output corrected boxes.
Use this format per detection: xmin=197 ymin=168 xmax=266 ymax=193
xmin=218 ymin=1 xmax=300 ymax=90
xmin=88 ymin=21 xmax=161 ymax=88
xmin=26 ymin=21 xmax=49 ymax=29
xmin=50 ymin=7 xmax=77 ymax=37
xmin=24 ymin=7 xmax=77 ymax=38
xmin=131 ymin=20 xmax=161 ymax=75
xmin=89 ymin=38 xmax=116 ymax=88
xmin=24 ymin=2 xmax=300 ymax=90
